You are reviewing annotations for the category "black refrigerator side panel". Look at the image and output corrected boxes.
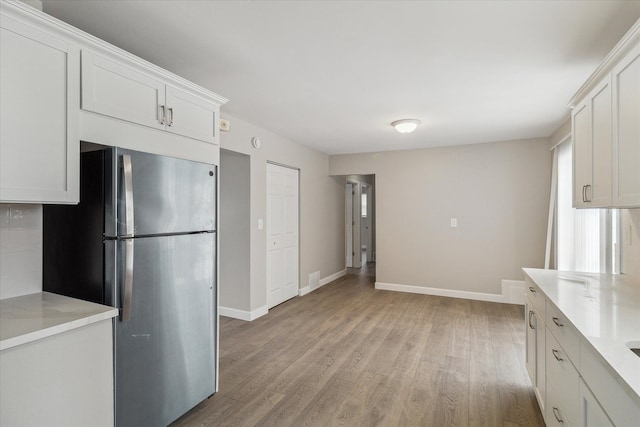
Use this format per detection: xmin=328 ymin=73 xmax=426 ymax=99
xmin=43 ymin=150 xmax=106 ymax=304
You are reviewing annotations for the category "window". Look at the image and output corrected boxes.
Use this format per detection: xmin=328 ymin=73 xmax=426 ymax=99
xmin=554 ymin=138 xmax=619 ymax=273
xmin=361 ymin=192 xmax=367 ymax=218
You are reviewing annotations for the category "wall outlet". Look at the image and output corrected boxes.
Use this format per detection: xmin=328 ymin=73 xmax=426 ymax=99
xmin=219 ymin=118 xmax=230 ymax=132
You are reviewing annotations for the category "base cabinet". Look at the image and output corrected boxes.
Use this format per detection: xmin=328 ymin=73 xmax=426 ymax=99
xmin=580 ymin=379 xmax=614 ymax=427
xmin=0 ymin=320 xmax=114 ymax=427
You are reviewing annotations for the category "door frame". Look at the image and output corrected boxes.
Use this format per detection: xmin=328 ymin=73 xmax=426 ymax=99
xmin=345 ymin=180 xmax=361 ymax=268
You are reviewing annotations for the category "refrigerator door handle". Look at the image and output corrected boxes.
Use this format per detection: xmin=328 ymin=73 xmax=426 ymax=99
xmin=122 ymin=239 xmax=134 ymax=321
xmin=121 ymin=154 xmax=135 ymax=321
xmin=123 ymin=154 xmax=135 ymax=237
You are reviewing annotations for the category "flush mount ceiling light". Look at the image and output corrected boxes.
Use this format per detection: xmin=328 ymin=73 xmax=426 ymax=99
xmin=391 ymin=119 xmax=421 ymax=134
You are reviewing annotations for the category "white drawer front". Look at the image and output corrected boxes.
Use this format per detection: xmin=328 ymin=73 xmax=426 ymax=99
xmin=525 ymin=279 xmax=546 ymax=318
xmin=546 ymin=380 xmax=572 ymax=427
xmin=546 ymin=329 xmax=580 ymax=425
xmin=546 ymin=302 xmax=580 ymax=364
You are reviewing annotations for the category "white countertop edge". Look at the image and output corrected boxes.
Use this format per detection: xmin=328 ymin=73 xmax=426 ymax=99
xmin=0 ymin=308 xmax=118 ymax=351
xmin=523 ymin=268 xmax=640 ymax=402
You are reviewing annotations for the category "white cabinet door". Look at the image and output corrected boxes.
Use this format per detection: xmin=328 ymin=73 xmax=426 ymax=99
xmin=525 ymin=299 xmax=545 ymax=416
xmin=589 ymin=78 xmax=612 ymax=207
xmin=0 ymin=15 xmax=79 ymax=204
xmin=81 ymin=50 xmax=166 ymax=131
xmin=579 ymin=379 xmax=614 ymax=427
xmin=166 ymin=85 xmax=218 ymax=144
xmin=612 ymin=43 xmax=640 ymax=207
xmin=572 ymin=78 xmax=612 ymax=208
xmin=572 ymin=100 xmax=591 ymax=208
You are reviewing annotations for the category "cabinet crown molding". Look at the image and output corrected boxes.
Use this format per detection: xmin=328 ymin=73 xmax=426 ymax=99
xmin=569 ymin=18 xmax=640 ymax=108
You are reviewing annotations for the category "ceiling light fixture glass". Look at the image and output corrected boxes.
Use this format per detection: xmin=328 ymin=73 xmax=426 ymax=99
xmin=391 ymin=119 xmax=421 ymax=134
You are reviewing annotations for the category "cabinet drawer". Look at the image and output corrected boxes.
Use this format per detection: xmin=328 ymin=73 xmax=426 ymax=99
xmin=546 ymin=380 xmax=572 ymax=427
xmin=545 ymin=302 xmax=580 ymax=363
xmin=580 ymin=341 xmax=640 ymax=427
xmin=525 ymin=279 xmax=545 ymax=317
xmin=546 ymin=330 xmax=579 ymax=425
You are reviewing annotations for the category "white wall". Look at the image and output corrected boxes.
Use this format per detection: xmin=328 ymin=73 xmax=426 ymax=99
xmin=0 ymin=204 xmax=42 ymax=299
xmin=219 ymin=149 xmax=251 ymax=312
xmin=220 ymin=114 xmax=345 ymax=316
xmin=330 ymin=138 xmax=551 ymax=296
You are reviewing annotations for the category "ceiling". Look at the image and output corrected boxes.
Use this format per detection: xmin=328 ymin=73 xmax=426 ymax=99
xmin=41 ymin=1 xmax=640 ymax=155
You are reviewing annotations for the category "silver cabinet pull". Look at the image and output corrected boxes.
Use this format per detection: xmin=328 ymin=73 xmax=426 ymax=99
xmin=552 ymin=407 xmax=564 ymax=423
xmin=552 ymin=349 xmax=563 ymax=362
xmin=121 ymin=154 xmax=135 ymax=322
xmin=168 ymin=107 xmax=174 ymax=126
xmin=582 ymin=185 xmax=586 ymax=203
xmin=528 ymin=310 xmax=535 ymax=329
xmin=159 ymin=105 xmax=166 ymax=125
xmin=552 ymin=317 xmax=564 ymax=327
xmin=585 ymin=184 xmax=592 ymax=202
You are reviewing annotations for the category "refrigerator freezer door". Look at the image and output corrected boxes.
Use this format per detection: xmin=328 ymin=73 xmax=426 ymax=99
xmin=112 ymin=233 xmax=216 ymax=427
xmin=110 ymin=148 xmax=216 ymax=237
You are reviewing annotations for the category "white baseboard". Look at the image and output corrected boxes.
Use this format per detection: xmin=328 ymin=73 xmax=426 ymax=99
xmin=375 ymin=279 xmax=526 ymax=305
xmin=219 ymin=305 xmax=268 ymax=321
xmin=299 ymin=269 xmax=347 ymax=296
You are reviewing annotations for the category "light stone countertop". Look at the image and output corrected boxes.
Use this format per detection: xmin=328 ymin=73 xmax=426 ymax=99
xmin=0 ymin=292 xmax=118 ymax=351
xmin=523 ymin=268 xmax=640 ymax=401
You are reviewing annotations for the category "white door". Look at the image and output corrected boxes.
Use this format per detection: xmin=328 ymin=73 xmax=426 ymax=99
xmin=267 ymin=163 xmax=299 ymax=308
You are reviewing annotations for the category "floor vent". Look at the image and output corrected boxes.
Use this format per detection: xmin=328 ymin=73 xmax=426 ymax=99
xmin=309 ymin=271 xmax=320 ymax=290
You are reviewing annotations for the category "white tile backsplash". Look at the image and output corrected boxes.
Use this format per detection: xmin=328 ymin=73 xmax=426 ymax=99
xmin=0 ymin=204 xmax=42 ymax=299
xmin=621 ymin=209 xmax=640 ymax=281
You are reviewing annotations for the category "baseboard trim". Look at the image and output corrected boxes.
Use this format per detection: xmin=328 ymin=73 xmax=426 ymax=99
xmin=299 ymin=269 xmax=347 ymax=296
xmin=219 ymin=305 xmax=268 ymax=321
xmin=374 ymin=279 xmax=526 ymax=305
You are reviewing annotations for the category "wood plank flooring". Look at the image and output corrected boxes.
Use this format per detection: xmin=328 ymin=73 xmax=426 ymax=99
xmin=172 ymin=266 xmax=544 ymax=427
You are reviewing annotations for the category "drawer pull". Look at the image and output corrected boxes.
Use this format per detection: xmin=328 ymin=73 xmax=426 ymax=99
xmin=528 ymin=286 xmax=536 ymax=293
xmin=552 ymin=407 xmax=564 ymax=423
xmin=528 ymin=311 xmax=535 ymax=329
xmin=552 ymin=349 xmax=563 ymax=362
xmin=552 ymin=317 xmax=564 ymax=327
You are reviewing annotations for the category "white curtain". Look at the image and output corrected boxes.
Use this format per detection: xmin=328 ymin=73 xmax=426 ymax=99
xmin=555 ymin=139 xmax=611 ymax=273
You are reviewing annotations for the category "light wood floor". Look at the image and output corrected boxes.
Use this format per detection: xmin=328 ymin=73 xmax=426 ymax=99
xmin=172 ymin=266 xmax=544 ymax=427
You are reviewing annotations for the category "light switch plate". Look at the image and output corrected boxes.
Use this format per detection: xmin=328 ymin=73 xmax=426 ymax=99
xmin=258 ymin=219 xmax=264 ymax=230
xmin=450 ymin=218 xmax=457 ymax=228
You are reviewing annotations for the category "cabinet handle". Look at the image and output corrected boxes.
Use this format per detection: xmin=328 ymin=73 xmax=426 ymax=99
xmin=528 ymin=310 xmax=535 ymax=329
xmin=585 ymin=184 xmax=592 ymax=202
xmin=552 ymin=407 xmax=564 ymax=423
xmin=552 ymin=317 xmax=564 ymax=327
xmin=528 ymin=286 xmax=536 ymax=293
xmin=552 ymin=349 xmax=563 ymax=362
xmin=582 ymin=185 xmax=587 ymax=203
xmin=159 ymin=105 xmax=166 ymax=125
xmin=168 ymin=107 xmax=174 ymax=126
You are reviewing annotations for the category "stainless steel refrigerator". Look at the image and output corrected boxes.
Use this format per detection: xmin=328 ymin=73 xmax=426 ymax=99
xmin=43 ymin=147 xmax=217 ymax=427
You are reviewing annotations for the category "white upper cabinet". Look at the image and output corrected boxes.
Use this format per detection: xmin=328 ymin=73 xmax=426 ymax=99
xmin=570 ymin=19 xmax=640 ymax=209
xmin=81 ymin=51 xmax=166 ymax=132
xmin=572 ymin=78 xmax=612 ymax=208
xmin=612 ymin=43 xmax=640 ymax=207
xmin=0 ymin=9 xmax=79 ymax=204
xmin=81 ymin=50 xmax=219 ymax=145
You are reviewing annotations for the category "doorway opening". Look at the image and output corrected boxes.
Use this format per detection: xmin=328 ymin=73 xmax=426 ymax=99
xmin=344 ymin=175 xmax=375 ymax=272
